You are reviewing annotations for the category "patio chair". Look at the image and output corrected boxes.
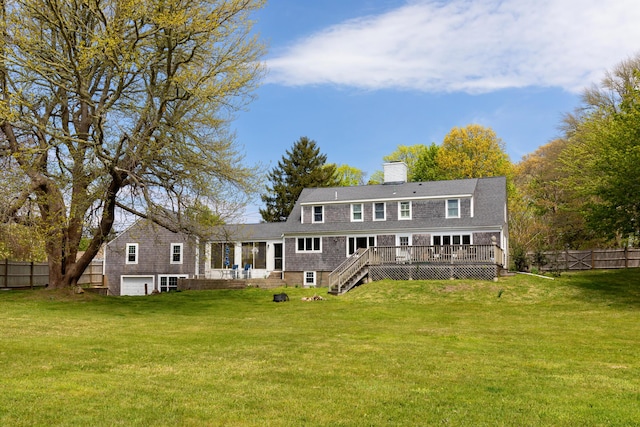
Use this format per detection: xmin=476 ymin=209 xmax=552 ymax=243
xmin=243 ymin=264 xmax=252 ymax=278
xmin=231 ymin=264 xmax=239 ymax=279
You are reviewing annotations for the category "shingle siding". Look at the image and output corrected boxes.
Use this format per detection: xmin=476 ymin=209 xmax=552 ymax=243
xmin=412 ymin=234 xmax=431 ymax=246
xmin=285 ymin=236 xmax=347 ymax=272
xmin=377 ymin=234 xmax=395 ymax=247
xmin=105 ymin=221 xmax=200 ymax=294
xmin=473 ymin=232 xmax=501 ymax=245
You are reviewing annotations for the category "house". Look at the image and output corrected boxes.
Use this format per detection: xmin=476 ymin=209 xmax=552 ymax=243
xmin=104 ymin=220 xmax=287 ymax=296
xmin=104 ymin=221 xmax=200 ymax=296
xmin=282 ymin=162 xmax=508 ymax=291
xmin=105 ymin=162 xmax=509 ymax=295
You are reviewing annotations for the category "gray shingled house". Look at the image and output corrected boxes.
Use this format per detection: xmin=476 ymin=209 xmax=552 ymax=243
xmin=105 ymin=162 xmax=509 ymax=295
xmin=104 ymin=221 xmax=287 ymax=296
xmin=283 ymin=163 xmax=508 ymax=293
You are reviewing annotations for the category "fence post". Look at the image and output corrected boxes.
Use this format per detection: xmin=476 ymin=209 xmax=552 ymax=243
xmin=30 ymin=261 xmax=34 ymax=289
xmin=625 ymin=246 xmax=628 ymax=268
xmin=2 ymin=259 xmax=6 ymax=288
xmin=591 ymin=249 xmax=594 ymax=270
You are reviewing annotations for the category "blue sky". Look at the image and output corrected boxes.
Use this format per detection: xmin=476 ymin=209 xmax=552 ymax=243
xmin=234 ymin=0 xmax=640 ymax=222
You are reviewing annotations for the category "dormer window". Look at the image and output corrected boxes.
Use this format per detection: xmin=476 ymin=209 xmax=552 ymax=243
xmin=313 ymin=206 xmax=324 ymax=223
xmin=399 ymin=201 xmax=411 ymax=220
xmin=374 ymin=202 xmax=386 ymax=221
xmin=351 ymin=203 xmax=363 ymax=222
xmin=446 ymin=199 xmax=460 ymax=218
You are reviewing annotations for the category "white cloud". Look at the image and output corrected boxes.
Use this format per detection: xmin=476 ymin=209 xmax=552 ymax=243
xmin=266 ymin=0 xmax=640 ymax=93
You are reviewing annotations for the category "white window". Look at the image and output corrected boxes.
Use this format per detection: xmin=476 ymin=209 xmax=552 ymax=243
xmin=297 ymin=237 xmax=321 ymax=253
xmin=304 ymin=271 xmax=316 ymax=287
xmin=447 ymin=199 xmax=460 ymax=218
xmin=158 ymin=274 xmax=188 ymax=292
xmin=351 ymin=203 xmax=363 ymax=222
xmin=126 ymin=243 xmax=138 ymax=264
xmin=399 ymin=201 xmax=411 ymax=220
xmin=373 ymin=202 xmax=386 ymax=221
xmin=313 ymin=206 xmax=324 ymax=223
xmin=433 ymin=234 xmax=471 ymax=246
xmin=170 ymin=243 xmax=183 ymax=264
xmin=347 ymin=236 xmax=376 ymax=255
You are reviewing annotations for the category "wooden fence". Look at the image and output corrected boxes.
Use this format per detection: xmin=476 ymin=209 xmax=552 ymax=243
xmin=529 ymin=248 xmax=640 ymax=271
xmin=0 ymin=259 xmax=104 ymax=289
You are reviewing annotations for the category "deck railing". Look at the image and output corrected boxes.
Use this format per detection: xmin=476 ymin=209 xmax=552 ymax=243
xmin=328 ymin=248 xmax=372 ymax=293
xmin=372 ymin=245 xmax=504 ymax=266
xmin=329 ymin=244 xmax=504 ymax=294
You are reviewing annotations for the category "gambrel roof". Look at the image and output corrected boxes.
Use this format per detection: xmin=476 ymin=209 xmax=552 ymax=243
xmin=284 ymin=176 xmax=507 ymax=235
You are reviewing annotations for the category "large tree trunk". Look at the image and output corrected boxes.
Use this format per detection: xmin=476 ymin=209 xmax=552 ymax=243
xmin=45 ymin=177 xmax=120 ymax=289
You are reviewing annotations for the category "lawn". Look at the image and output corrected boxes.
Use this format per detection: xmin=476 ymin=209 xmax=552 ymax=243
xmin=1 ymin=269 xmax=639 ymax=426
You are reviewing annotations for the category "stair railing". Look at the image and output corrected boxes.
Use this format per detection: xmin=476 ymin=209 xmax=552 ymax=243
xmin=328 ymin=247 xmax=373 ymax=293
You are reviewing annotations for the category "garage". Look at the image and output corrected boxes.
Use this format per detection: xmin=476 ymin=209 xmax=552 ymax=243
xmin=120 ymin=275 xmax=155 ymax=296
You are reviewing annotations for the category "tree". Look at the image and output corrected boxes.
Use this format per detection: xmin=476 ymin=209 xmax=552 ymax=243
xmin=413 ymin=143 xmax=442 ymax=181
xmin=513 ymin=139 xmax=597 ymax=250
xmin=560 ymin=56 xmax=640 ymax=242
xmin=0 ymin=0 xmax=266 ymax=289
xmin=260 ymin=137 xmax=339 ymax=222
xmin=368 ymin=144 xmax=430 ymax=183
xmin=437 ymin=124 xmax=513 ymax=180
xmin=333 ymin=164 xmax=366 ymax=186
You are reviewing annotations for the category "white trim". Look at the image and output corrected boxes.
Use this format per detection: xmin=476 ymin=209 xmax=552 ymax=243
xmin=347 ymin=235 xmax=376 ymax=255
xmin=470 ymin=196 xmax=475 ymax=218
xmin=194 ymin=237 xmax=200 ymax=278
xmin=300 ymin=193 xmax=474 ymax=206
xmin=303 ymin=271 xmax=317 ymax=287
xmin=125 ymin=243 xmax=138 ymax=265
xmin=351 ymin=203 xmax=363 ymax=222
xmin=396 ymin=234 xmax=412 ymax=247
xmin=158 ymin=274 xmax=188 ymax=292
xmin=120 ymin=275 xmax=154 ymax=296
xmin=170 ymin=243 xmax=183 ymax=264
xmin=396 ymin=234 xmax=412 ymax=261
xmin=431 ymin=233 xmax=472 ymax=245
xmin=398 ymin=201 xmax=412 ymax=220
xmin=296 ymin=237 xmax=322 ymax=253
xmin=312 ymin=205 xmax=324 ymax=223
xmin=446 ymin=199 xmax=460 ymax=218
xmin=373 ymin=202 xmax=386 ymax=221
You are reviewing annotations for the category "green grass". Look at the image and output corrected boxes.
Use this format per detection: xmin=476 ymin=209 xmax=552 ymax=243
xmin=1 ymin=269 xmax=639 ymax=426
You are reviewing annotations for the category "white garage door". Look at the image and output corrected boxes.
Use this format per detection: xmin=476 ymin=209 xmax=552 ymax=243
xmin=120 ymin=276 xmax=155 ymax=296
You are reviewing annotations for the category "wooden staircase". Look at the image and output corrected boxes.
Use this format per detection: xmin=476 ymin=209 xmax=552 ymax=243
xmin=328 ymin=248 xmax=374 ymax=295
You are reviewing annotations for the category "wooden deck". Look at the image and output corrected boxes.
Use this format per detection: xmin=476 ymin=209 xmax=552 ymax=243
xmin=329 ymin=245 xmax=505 ymax=295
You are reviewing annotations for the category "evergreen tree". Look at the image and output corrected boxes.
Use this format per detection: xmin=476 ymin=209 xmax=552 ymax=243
xmin=260 ymin=137 xmax=339 ymax=222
